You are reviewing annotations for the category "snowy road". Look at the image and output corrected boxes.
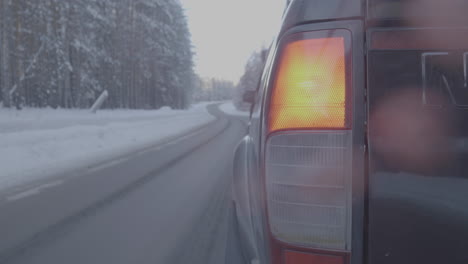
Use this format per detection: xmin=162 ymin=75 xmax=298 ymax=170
xmin=0 ymin=104 xmax=248 ymax=264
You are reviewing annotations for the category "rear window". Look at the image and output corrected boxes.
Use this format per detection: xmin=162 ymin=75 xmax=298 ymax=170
xmin=368 ymin=0 xmax=468 ymax=22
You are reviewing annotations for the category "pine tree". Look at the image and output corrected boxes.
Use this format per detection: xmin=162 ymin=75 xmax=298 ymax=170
xmin=0 ymin=0 xmax=195 ymax=110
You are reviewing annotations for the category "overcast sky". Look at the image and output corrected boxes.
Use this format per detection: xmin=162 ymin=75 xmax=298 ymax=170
xmin=179 ymin=0 xmax=286 ymax=83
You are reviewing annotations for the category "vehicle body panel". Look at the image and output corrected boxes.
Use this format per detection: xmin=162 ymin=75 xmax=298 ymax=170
xmin=281 ymin=0 xmax=363 ymax=33
xmin=366 ymin=27 xmax=468 ymax=264
xmin=367 ymin=0 xmax=468 ymax=26
xmin=232 ymin=16 xmax=366 ymax=264
xmin=231 ymin=1 xmax=468 ymax=264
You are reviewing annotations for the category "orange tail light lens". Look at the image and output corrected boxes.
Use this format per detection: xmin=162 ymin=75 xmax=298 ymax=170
xmin=268 ymin=35 xmax=350 ymax=133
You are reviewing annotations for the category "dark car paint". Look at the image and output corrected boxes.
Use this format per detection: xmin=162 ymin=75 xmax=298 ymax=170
xmin=367 ymin=29 xmax=468 ymax=264
xmin=367 ymin=0 xmax=468 ymax=26
xmin=281 ymin=0 xmax=363 ymax=34
xmin=263 ymin=21 xmax=366 ymax=264
xmin=232 ymin=19 xmax=365 ymax=264
xmin=230 ymin=0 xmax=468 ymax=264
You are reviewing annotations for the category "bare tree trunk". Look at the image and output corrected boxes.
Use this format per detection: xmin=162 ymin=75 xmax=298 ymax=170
xmin=0 ymin=0 xmax=3 ymax=106
xmin=1 ymin=0 xmax=11 ymax=107
xmin=129 ymin=0 xmax=136 ymax=109
xmin=14 ymin=8 xmax=24 ymax=110
xmin=60 ymin=4 xmax=71 ymax=108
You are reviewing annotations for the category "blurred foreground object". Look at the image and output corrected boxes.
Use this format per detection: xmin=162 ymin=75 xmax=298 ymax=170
xmin=370 ymin=89 xmax=454 ymax=173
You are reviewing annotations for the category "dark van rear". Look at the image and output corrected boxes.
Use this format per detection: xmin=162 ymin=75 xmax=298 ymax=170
xmin=230 ymin=1 xmax=468 ymax=264
xmin=367 ymin=1 xmax=468 ymax=263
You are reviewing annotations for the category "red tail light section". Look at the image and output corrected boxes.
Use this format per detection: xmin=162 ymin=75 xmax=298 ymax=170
xmin=265 ymin=30 xmax=352 ymax=264
xmin=284 ymin=250 xmax=345 ymax=264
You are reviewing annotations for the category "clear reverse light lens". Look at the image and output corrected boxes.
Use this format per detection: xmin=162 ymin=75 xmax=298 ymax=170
xmin=266 ymin=132 xmax=352 ymax=250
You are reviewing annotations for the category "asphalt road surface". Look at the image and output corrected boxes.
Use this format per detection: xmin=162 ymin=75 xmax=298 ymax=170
xmin=0 ymin=104 xmax=248 ymax=264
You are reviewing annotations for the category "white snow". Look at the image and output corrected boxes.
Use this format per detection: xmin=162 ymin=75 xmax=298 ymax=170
xmin=0 ymin=103 xmax=215 ymax=192
xmin=219 ymin=101 xmax=250 ymax=117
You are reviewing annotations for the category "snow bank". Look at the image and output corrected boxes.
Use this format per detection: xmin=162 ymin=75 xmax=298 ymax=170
xmin=0 ymin=103 xmax=210 ymax=133
xmin=219 ymin=102 xmax=250 ymax=117
xmin=0 ymin=103 xmax=215 ymax=192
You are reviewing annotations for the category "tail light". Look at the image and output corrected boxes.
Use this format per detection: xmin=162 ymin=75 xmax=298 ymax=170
xmin=264 ymin=29 xmax=352 ymax=264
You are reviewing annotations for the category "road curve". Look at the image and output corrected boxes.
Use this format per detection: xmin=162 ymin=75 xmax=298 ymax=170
xmin=0 ymin=104 xmax=248 ymax=264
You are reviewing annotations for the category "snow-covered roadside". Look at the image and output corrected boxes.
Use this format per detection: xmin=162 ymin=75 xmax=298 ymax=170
xmin=0 ymin=103 xmax=211 ymax=133
xmin=219 ymin=102 xmax=250 ymax=117
xmin=0 ymin=103 xmax=215 ymax=192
